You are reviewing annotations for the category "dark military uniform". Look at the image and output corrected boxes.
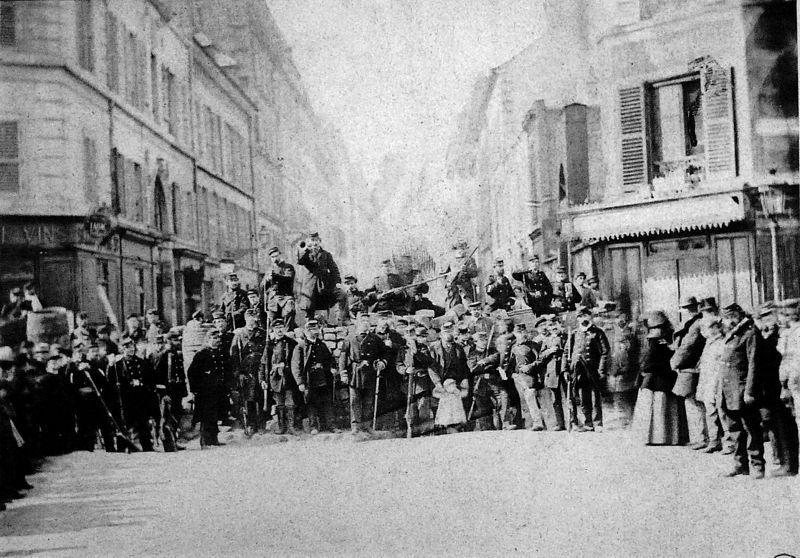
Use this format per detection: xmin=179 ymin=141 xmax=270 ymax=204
xmin=261 ymin=334 xmax=298 ymax=434
xmin=153 ymin=346 xmax=187 ymax=419
xmin=231 ymin=325 xmax=267 ymax=434
xmin=445 ymin=254 xmax=478 ymax=309
xmin=511 ymin=270 xmax=553 ymax=316
xmin=68 ymin=360 xmax=114 ymax=451
xmin=297 ymin=246 xmax=342 ymax=319
xmin=468 ymin=343 xmax=509 ymax=430
xmin=564 ymin=323 xmax=610 ymax=429
xmin=263 ymin=261 xmax=297 ymax=330
xmin=221 ymin=287 xmax=250 ymax=331
xmin=187 ymin=346 xmax=231 ymax=447
xmin=550 ymin=280 xmax=582 ymax=313
xmin=107 ymin=354 xmax=158 ymax=451
xmin=486 ymin=275 xmax=514 ymax=312
xmin=535 ymin=332 xmax=567 ymax=430
xmin=340 ymin=330 xmax=388 ymax=432
xmin=292 ymin=337 xmax=336 ymax=432
xmin=399 ymin=337 xmax=442 ymax=435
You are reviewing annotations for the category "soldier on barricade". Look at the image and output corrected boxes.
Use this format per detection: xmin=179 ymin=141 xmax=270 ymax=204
xmin=263 ymin=247 xmax=297 ymax=330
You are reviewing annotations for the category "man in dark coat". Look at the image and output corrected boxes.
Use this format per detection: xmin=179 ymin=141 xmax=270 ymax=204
xmin=221 ymin=273 xmax=250 ymax=331
xmin=549 ymin=266 xmax=582 ymax=314
xmin=262 ymin=247 xmax=297 ymax=330
xmin=469 ymin=331 xmax=508 ymax=430
xmin=152 ymin=329 xmax=186 ymax=451
xmin=187 ymin=329 xmax=231 ymax=448
xmin=507 ymin=324 xmax=544 ymax=431
xmin=407 ymin=285 xmax=444 ymax=317
xmin=718 ymin=303 xmax=765 ymax=478
xmin=297 ymin=232 xmax=342 ymax=321
xmin=68 ymin=345 xmax=114 ymax=452
xmin=511 ymin=255 xmax=553 ymax=316
xmin=261 ymin=319 xmax=298 ymax=434
xmin=444 ymin=242 xmax=478 ymax=309
xmin=231 ymin=309 xmax=267 ymax=435
xmin=343 ymin=275 xmax=368 ymax=321
xmin=563 ymin=306 xmax=610 ymax=432
xmin=670 ymin=296 xmax=707 ymax=449
xmin=429 ymin=326 xmax=469 ymax=389
xmin=485 ymin=258 xmax=515 ymax=312
xmin=107 ymin=337 xmax=158 ymax=451
xmin=365 ymin=259 xmax=408 ymax=314
xmin=292 ymin=320 xmax=336 ymax=434
xmin=399 ymin=326 xmax=442 ymax=436
xmin=339 ymin=313 xmax=388 ymax=433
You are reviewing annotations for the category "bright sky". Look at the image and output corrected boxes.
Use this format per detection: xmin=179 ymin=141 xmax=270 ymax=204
xmin=266 ymin=0 xmax=544 ymax=183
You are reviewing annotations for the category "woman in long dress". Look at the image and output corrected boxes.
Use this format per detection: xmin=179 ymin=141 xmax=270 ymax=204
xmin=632 ymin=311 xmax=689 ymax=445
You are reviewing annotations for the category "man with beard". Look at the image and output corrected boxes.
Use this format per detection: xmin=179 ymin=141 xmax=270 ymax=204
xmin=292 ymin=320 xmax=336 ymax=434
xmin=297 ymin=232 xmax=343 ymax=322
xmin=340 ymin=313 xmax=388 ymax=434
xmin=261 ymin=319 xmax=298 ymax=434
xmin=187 ymin=329 xmax=231 ymax=448
xmin=221 ymin=274 xmax=250 ymax=332
xmin=398 ymin=326 xmax=442 ymax=436
xmin=231 ymin=309 xmax=267 ymax=436
xmin=549 ymin=266 xmax=582 ymax=314
xmin=718 ymin=303 xmax=764 ymax=478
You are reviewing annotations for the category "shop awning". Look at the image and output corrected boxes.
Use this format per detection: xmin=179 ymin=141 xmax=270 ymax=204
xmin=568 ymin=192 xmax=747 ymax=241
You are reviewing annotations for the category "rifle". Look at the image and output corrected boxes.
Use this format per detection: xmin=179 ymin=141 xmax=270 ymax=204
xmin=372 ymin=366 xmax=382 ymax=431
xmin=447 ymin=245 xmax=480 ymax=293
xmin=565 ymin=327 xmax=576 ymax=432
xmin=263 ymin=312 xmax=271 ymax=415
xmin=468 ymin=325 xmax=495 ymax=422
xmin=405 ymin=367 xmax=416 ymax=439
xmin=377 ymin=273 xmax=449 ymax=299
xmin=114 ymin=358 xmax=130 ymax=444
xmin=83 ymin=365 xmax=137 ymax=452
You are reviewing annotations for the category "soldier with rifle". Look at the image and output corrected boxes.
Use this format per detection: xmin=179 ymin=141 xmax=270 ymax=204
xmin=291 ymin=320 xmax=336 ymax=434
xmin=152 ymin=329 xmax=187 ymax=427
xmin=107 ymin=337 xmax=159 ymax=451
xmin=339 ymin=313 xmax=388 ymax=434
xmin=231 ymin=309 xmax=267 ymax=436
xmin=467 ymin=329 xmax=510 ymax=431
xmin=365 ymin=259 xmax=408 ymax=314
xmin=220 ymin=273 xmax=250 ymax=332
xmin=68 ymin=343 xmax=115 ymax=451
xmin=260 ymin=319 xmax=298 ymax=435
xmin=444 ymin=242 xmax=478 ymax=309
xmin=563 ymin=306 xmax=610 ymax=432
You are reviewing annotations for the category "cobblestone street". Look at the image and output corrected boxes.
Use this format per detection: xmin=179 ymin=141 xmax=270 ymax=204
xmin=1 ymin=430 xmax=798 ymax=557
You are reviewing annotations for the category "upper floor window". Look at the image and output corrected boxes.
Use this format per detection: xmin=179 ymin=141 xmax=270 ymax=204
xmin=154 ymin=178 xmax=167 ymax=232
xmin=651 ymin=76 xmax=704 ymax=180
xmin=105 ymin=12 xmax=119 ymax=91
xmin=0 ymin=1 xmax=15 ymax=46
xmin=76 ymin=0 xmax=94 ymax=72
xmin=0 ymin=121 xmax=19 ymax=192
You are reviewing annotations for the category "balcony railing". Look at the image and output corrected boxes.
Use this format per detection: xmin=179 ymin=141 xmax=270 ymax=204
xmin=649 ymin=155 xmax=705 ymax=198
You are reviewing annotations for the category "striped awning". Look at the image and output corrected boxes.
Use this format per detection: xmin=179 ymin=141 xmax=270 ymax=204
xmin=569 ymin=192 xmax=746 ymax=241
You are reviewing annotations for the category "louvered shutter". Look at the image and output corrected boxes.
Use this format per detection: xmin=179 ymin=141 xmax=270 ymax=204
xmin=83 ymin=136 xmax=98 ymax=203
xmin=701 ymin=65 xmax=736 ymax=179
xmin=106 ymin=13 xmax=119 ymax=91
xmin=0 ymin=120 xmax=19 ymax=192
xmin=619 ymin=86 xmax=647 ymax=193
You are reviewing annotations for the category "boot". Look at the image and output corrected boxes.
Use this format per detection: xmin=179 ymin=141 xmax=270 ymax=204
xmin=285 ymin=407 xmax=297 ymax=435
xmin=276 ymin=406 xmax=287 ymax=435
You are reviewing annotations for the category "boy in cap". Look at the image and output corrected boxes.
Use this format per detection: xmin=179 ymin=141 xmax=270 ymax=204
xmin=262 ymin=247 xmax=297 ymax=330
xmin=291 ymin=320 xmax=336 ymax=434
xmin=261 ymin=318 xmax=298 ymax=434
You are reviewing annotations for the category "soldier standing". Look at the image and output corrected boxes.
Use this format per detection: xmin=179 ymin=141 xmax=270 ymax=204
xmin=778 ymin=299 xmax=800 ymax=472
xmin=68 ymin=344 xmax=114 ymax=451
xmin=187 ymin=329 xmax=231 ymax=448
xmin=535 ymin=320 xmax=567 ymax=431
xmin=485 ymin=258 xmax=515 ymax=312
xmin=340 ymin=313 xmax=388 ymax=434
xmin=470 ymin=331 xmax=509 ymax=430
xmin=511 ymin=255 xmax=553 ymax=316
xmin=506 ymin=324 xmax=544 ymax=431
xmin=230 ymin=308 xmax=267 ymax=436
xmin=399 ymin=326 xmax=442 ymax=436
xmin=262 ymin=247 xmax=297 ymax=330
xmin=291 ymin=320 xmax=336 ymax=434
xmin=564 ymin=306 xmax=610 ymax=432
xmin=550 ymin=266 xmax=582 ymax=314
xmin=107 ymin=337 xmax=158 ymax=451
xmin=429 ymin=326 xmax=469 ymax=394
xmin=152 ymin=329 xmax=187 ymax=451
xmin=211 ymin=311 xmax=235 ymax=425
xmin=221 ymin=273 xmax=250 ymax=331
xmin=261 ymin=319 xmax=298 ymax=434
xmin=297 ymin=232 xmax=343 ymax=322
xmin=245 ymin=289 xmax=267 ymax=329
xmin=670 ymin=296 xmax=708 ymax=449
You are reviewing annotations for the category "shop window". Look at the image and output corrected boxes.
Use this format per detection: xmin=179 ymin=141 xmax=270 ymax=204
xmin=0 ymin=120 xmax=19 ymax=191
xmin=76 ymin=0 xmax=94 ymax=72
xmin=0 ymin=1 xmax=15 ymax=46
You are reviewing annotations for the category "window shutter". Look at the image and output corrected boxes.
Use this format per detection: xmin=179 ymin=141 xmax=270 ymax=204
xmin=0 ymin=120 xmax=19 ymax=192
xmin=83 ymin=136 xmax=98 ymax=204
xmin=0 ymin=3 xmax=16 ymax=46
xmin=619 ymin=86 xmax=647 ymax=193
xmin=106 ymin=13 xmax=119 ymax=91
xmin=701 ymin=65 xmax=736 ymax=179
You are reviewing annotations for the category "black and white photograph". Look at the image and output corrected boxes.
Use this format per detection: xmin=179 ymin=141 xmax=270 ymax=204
xmin=0 ymin=0 xmax=798 ymax=556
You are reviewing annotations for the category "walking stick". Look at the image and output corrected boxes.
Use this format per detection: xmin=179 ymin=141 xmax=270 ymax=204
xmin=372 ymin=368 xmax=382 ymax=431
xmin=405 ymin=371 xmax=415 ymax=439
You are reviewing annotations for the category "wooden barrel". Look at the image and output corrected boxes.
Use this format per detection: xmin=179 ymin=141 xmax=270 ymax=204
xmin=26 ymin=308 xmax=70 ymax=347
xmin=182 ymin=322 xmax=213 ymax=374
xmin=0 ymin=316 xmax=27 ymax=347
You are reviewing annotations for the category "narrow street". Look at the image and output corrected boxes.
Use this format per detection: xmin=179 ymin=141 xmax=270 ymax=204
xmin=1 ymin=430 xmax=798 ymax=557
